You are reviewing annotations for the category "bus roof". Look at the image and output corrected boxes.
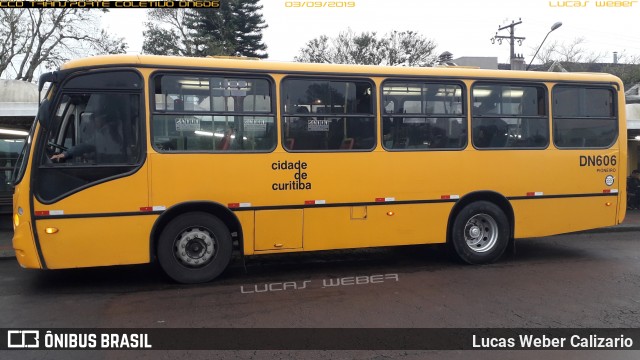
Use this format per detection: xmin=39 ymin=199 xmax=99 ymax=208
xmin=60 ymin=54 xmax=623 ymax=85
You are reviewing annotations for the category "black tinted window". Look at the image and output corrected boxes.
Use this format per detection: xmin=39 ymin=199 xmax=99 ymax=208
xmin=472 ymin=84 xmax=549 ymax=149
xmin=64 ymin=71 xmax=142 ymax=90
xmin=38 ymin=91 xmax=143 ymax=202
xmin=281 ymin=79 xmax=375 ymax=151
xmin=382 ymin=81 xmax=466 ymax=150
xmin=152 ymin=75 xmax=276 ymax=152
xmin=553 ymin=86 xmax=617 ymax=148
xmin=43 ymin=93 xmax=141 ymax=165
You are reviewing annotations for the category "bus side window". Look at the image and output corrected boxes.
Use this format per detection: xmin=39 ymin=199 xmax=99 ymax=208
xmin=553 ymin=86 xmax=616 ymax=149
xmin=381 ymin=81 xmax=466 ymax=151
xmin=37 ymin=70 xmax=144 ymax=202
xmin=281 ymin=78 xmax=375 ymax=152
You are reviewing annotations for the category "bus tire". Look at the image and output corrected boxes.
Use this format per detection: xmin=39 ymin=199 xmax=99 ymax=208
xmin=157 ymin=212 xmax=232 ymax=284
xmin=450 ymin=201 xmax=509 ymax=264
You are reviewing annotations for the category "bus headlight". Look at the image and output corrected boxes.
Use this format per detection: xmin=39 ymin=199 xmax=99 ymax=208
xmin=14 ymin=207 xmax=23 ymax=227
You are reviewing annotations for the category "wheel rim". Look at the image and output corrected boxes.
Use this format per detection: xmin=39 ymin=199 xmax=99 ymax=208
xmin=463 ymin=213 xmax=498 ymax=253
xmin=173 ymin=227 xmax=217 ymax=268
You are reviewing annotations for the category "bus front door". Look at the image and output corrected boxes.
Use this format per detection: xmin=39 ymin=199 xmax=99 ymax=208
xmin=31 ymin=78 xmax=151 ymax=269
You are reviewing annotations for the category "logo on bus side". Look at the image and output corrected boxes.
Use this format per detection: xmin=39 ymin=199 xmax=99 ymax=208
xmin=605 ymin=175 xmax=615 ymax=186
xmin=271 ymin=160 xmax=312 ymax=191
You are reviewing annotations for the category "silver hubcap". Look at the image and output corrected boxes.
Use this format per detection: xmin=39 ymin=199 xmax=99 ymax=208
xmin=174 ymin=227 xmax=216 ymax=267
xmin=464 ymin=214 xmax=498 ymax=253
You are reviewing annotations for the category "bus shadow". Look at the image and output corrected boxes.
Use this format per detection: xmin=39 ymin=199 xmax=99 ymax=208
xmin=16 ymin=244 xmax=451 ymax=294
xmin=236 ymin=244 xmax=454 ymax=281
xmin=19 ymin=262 xmax=171 ymax=295
xmin=16 ymin=236 xmax=593 ymax=293
xmin=228 ymin=236 xmax=595 ymax=286
xmin=497 ymin=237 xmax=595 ymax=265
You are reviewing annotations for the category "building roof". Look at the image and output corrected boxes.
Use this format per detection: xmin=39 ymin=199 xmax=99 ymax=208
xmin=453 ymin=57 xmax=498 ymax=70
xmin=0 ymin=79 xmax=38 ymax=117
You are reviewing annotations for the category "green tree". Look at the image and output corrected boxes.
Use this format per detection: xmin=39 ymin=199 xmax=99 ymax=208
xmin=142 ymin=9 xmax=194 ymax=56
xmin=295 ymin=29 xmax=437 ymax=66
xmin=225 ymin=1 xmax=268 ymax=58
xmin=142 ymin=1 xmax=268 ymax=58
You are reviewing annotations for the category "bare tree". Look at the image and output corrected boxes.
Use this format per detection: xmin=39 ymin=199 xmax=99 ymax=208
xmin=0 ymin=9 xmax=126 ymax=82
xmin=556 ymin=37 xmax=604 ymax=63
xmin=613 ymin=51 xmax=640 ymax=65
xmin=295 ymin=28 xmax=437 ymax=66
xmin=530 ymin=40 xmax=557 ymax=65
xmin=383 ymin=30 xmax=437 ymax=67
xmin=529 ymin=37 xmax=640 ymax=85
xmin=531 ymin=37 xmax=605 ymax=66
xmin=294 ymin=35 xmax=332 ymax=63
xmin=331 ymin=29 xmax=385 ymax=65
xmin=0 ymin=9 xmax=25 ymax=78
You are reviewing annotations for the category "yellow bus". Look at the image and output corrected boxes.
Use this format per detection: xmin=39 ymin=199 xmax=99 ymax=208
xmin=12 ymin=55 xmax=627 ymax=283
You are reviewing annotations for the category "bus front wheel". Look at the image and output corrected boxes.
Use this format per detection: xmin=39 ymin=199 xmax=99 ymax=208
xmin=450 ymin=201 xmax=509 ymax=264
xmin=157 ymin=212 xmax=232 ymax=284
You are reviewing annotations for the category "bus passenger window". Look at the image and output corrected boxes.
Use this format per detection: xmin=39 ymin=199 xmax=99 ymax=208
xmin=381 ymin=81 xmax=466 ymax=150
xmin=472 ymin=84 xmax=548 ymax=149
xmin=553 ymin=86 xmax=617 ymax=148
xmin=152 ymin=75 xmax=276 ymax=152
xmin=281 ymin=79 xmax=375 ymax=151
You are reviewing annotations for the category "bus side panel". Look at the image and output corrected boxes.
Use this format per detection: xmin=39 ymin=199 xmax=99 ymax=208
xmin=36 ymin=216 xmax=156 ymax=269
xmin=235 ymin=211 xmax=255 ymax=256
xmin=512 ymin=196 xmax=617 ymax=238
xmin=617 ymin=91 xmax=627 ymax=224
xmin=13 ymin=221 xmax=41 ymax=269
xmin=255 ymin=209 xmax=303 ymax=251
xmin=302 ymin=203 xmax=451 ymax=251
xmin=13 ymin=158 xmax=42 ymax=269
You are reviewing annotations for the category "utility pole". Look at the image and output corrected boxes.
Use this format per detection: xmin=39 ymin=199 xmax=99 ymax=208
xmin=491 ymin=19 xmax=526 ymax=69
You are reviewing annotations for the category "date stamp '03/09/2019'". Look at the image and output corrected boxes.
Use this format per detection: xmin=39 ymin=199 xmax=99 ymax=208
xmin=284 ymin=1 xmax=356 ymax=8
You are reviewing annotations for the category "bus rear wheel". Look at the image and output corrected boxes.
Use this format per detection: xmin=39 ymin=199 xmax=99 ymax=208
xmin=450 ymin=201 xmax=509 ymax=264
xmin=157 ymin=212 xmax=232 ymax=284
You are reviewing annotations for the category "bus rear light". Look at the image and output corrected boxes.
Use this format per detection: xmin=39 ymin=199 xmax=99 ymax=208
xmin=34 ymin=210 xmax=64 ymax=216
xmin=140 ymin=206 xmax=167 ymax=212
xmin=441 ymin=195 xmax=460 ymax=200
xmin=228 ymin=203 xmax=251 ymax=209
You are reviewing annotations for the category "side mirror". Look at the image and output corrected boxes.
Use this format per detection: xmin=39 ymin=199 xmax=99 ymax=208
xmin=37 ymin=99 xmax=51 ymax=130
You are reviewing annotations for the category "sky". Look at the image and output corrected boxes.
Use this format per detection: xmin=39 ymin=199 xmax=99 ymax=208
xmin=101 ymin=0 xmax=640 ymax=65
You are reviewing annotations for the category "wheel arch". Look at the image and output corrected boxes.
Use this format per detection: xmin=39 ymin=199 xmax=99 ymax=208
xmin=446 ymin=190 xmax=515 ymax=244
xmin=149 ymin=201 xmax=244 ymax=262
